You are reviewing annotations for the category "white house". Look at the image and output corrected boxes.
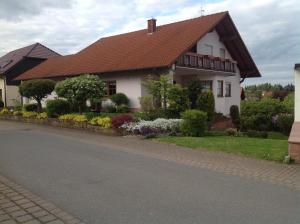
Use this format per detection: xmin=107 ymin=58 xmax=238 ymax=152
xmin=17 ymin=11 xmax=260 ymax=115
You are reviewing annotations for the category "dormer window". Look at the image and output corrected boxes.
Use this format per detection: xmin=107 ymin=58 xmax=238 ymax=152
xmin=204 ymin=44 xmax=213 ymax=56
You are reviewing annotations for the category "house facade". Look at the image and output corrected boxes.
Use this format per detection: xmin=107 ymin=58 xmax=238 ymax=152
xmin=288 ymin=64 xmax=300 ymax=163
xmin=0 ymin=43 xmax=60 ymax=107
xmin=17 ymin=12 xmax=260 ymax=115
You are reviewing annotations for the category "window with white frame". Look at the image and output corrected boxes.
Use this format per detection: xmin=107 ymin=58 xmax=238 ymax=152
xmin=225 ymin=82 xmax=231 ymax=97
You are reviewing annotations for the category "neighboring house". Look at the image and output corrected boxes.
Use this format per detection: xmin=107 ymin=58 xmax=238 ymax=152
xmin=0 ymin=43 xmax=60 ymax=107
xmin=17 ymin=11 xmax=261 ymax=115
xmin=288 ymin=64 xmax=300 ymax=163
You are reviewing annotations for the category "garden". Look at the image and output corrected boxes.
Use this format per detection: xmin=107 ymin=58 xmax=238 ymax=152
xmin=0 ymin=74 xmax=295 ymax=162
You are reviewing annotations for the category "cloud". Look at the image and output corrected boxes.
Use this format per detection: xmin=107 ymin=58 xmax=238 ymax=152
xmin=0 ymin=0 xmax=299 ymax=85
xmin=0 ymin=0 xmax=74 ymax=21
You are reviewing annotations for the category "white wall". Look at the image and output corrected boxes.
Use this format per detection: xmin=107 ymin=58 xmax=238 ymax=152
xmin=0 ymin=77 xmax=4 ymax=101
xmin=6 ymin=85 xmax=22 ymax=107
xmin=197 ymin=30 xmax=232 ymax=59
xmin=295 ymin=67 xmax=300 ymax=122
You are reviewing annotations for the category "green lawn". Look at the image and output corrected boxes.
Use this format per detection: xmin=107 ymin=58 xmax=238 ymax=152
xmin=157 ymin=136 xmax=288 ymax=162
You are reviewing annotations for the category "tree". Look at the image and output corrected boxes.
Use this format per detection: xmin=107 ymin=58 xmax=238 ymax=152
xmin=55 ymin=74 xmax=105 ymax=113
xmin=19 ymin=79 xmax=55 ymax=112
xmin=187 ymin=80 xmax=202 ymax=109
xmin=196 ymin=91 xmax=215 ymax=122
xmin=143 ymin=75 xmax=172 ymax=112
xmin=167 ymin=84 xmax=189 ymax=116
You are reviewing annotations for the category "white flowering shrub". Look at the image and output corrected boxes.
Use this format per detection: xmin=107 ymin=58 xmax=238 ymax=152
xmin=121 ymin=118 xmax=182 ymax=136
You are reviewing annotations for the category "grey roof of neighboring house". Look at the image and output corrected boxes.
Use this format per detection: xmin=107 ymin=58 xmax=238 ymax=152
xmin=0 ymin=43 xmax=60 ymax=74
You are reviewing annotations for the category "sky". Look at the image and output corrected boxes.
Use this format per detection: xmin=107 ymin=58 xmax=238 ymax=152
xmin=0 ymin=0 xmax=299 ymax=86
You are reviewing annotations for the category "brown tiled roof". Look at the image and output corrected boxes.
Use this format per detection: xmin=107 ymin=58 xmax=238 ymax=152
xmin=0 ymin=43 xmax=60 ymax=74
xmin=17 ymin=12 xmax=260 ymax=80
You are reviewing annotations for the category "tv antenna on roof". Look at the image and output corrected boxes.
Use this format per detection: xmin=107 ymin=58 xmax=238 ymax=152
xmin=200 ymin=0 xmax=205 ymax=16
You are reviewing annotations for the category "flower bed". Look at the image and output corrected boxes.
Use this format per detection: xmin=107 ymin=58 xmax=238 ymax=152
xmin=0 ymin=110 xmax=118 ymax=136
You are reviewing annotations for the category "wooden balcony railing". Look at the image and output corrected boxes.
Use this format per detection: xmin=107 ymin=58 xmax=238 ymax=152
xmin=176 ymin=52 xmax=237 ymax=73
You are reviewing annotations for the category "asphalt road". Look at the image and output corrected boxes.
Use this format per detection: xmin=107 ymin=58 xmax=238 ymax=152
xmin=0 ymin=120 xmax=299 ymax=224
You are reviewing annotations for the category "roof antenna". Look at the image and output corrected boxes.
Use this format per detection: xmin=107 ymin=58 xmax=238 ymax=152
xmin=200 ymin=0 xmax=205 ymax=16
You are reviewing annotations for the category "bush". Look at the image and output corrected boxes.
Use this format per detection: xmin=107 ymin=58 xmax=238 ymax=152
xmin=167 ymin=84 xmax=189 ymax=117
xmin=226 ymin=128 xmax=237 ymax=136
xmin=187 ymin=80 xmax=202 ymax=109
xmin=0 ymin=100 xmax=4 ymax=108
xmin=180 ymin=109 xmax=207 ymax=137
xmin=106 ymin=105 xmax=117 ymax=113
xmin=111 ymin=93 xmax=129 ymax=106
xmin=276 ymin=114 xmax=294 ymax=135
xmin=111 ymin=114 xmax=133 ymax=129
xmin=90 ymin=116 xmax=111 ymax=128
xmin=139 ymin=96 xmax=154 ymax=112
xmin=196 ymin=92 xmax=215 ymax=122
xmin=58 ymin=114 xmax=78 ymax=121
xmin=241 ymin=98 xmax=287 ymax=131
xmin=46 ymin=99 xmax=71 ymax=118
xmin=84 ymin=112 xmax=102 ymax=120
xmin=19 ymin=79 xmax=55 ymax=112
xmin=22 ymin=111 xmax=37 ymax=118
xmin=122 ymin=118 xmax=182 ymax=135
xmin=73 ymin=115 xmax=88 ymax=123
xmin=55 ymin=74 xmax=105 ymax=113
xmin=246 ymin=130 xmax=268 ymax=138
xmin=229 ymin=105 xmax=240 ymax=129
xmin=36 ymin=112 xmax=48 ymax=119
xmin=13 ymin=111 xmax=23 ymax=116
xmin=0 ymin=108 xmax=10 ymax=115
xmin=116 ymin=105 xmax=130 ymax=113
xmin=24 ymin=103 xmax=38 ymax=112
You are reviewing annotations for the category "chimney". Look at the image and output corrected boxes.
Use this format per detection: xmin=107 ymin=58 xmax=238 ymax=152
xmin=147 ymin=18 xmax=156 ymax=34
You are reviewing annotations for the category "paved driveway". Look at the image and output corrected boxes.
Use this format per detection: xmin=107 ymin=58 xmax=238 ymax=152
xmin=0 ymin=120 xmax=299 ymax=224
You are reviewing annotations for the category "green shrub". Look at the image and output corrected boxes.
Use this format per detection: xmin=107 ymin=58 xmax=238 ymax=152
xmin=240 ymin=98 xmax=288 ymax=131
xmin=0 ymin=108 xmax=10 ymax=115
xmin=229 ymin=105 xmax=240 ymax=129
xmin=19 ymin=79 xmax=55 ymax=112
xmin=139 ymin=96 xmax=154 ymax=112
xmin=84 ymin=112 xmax=102 ymax=120
xmin=24 ymin=104 xmax=38 ymax=112
xmin=37 ymin=112 xmax=48 ymax=119
xmin=187 ymin=80 xmax=202 ymax=109
xmin=13 ymin=111 xmax=23 ymax=116
xmin=46 ymin=99 xmax=71 ymax=118
xmin=180 ymin=109 xmax=207 ymax=137
xmin=283 ymin=93 xmax=294 ymax=114
xmin=106 ymin=105 xmax=117 ymax=113
xmin=276 ymin=114 xmax=294 ymax=135
xmin=196 ymin=92 xmax=215 ymax=122
xmin=89 ymin=116 xmax=111 ymax=128
xmin=0 ymin=100 xmax=4 ymax=108
xmin=111 ymin=93 xmax=129 ymax=106
xmin=246 ymin=130 xmax=268 ymax=138
xmin=226 ymin=128 xmax=237 ymax=136
xmin=22 ymin=111 xmax=37 ymax=118
xmin=116 ymin=105 xmax=130 ymax=113
xmin=167 ymin=84 xmax=189 ymax=117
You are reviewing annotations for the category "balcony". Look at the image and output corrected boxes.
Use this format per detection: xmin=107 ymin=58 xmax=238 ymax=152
xmin=176 ymin=52 xmax=237 ymax=73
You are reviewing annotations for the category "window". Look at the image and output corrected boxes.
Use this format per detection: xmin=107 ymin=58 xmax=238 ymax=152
xmin=220 ymin=48 xmax=225 ymax=59
xmin=104 ymin=80 xmax=116 ymax=96
xmin=217 ymin=80 xmax=223 ymax=97
xmin=200 ymin=80 xmax=213 ymax=92
xmin=204 ymin=44 xmax=213 ymax=56
xmin=225 ymin=82 xmax=231 ymax=97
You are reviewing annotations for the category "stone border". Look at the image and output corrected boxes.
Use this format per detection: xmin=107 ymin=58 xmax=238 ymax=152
xmin=0 ymin=115 xmax=119 ymax=136
xmin=0 ymin=174 xmax=85 ymax=224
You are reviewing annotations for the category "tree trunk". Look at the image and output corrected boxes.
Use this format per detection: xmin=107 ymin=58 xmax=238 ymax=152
xmin=37 ymin=100 xmax=42 ymax=113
